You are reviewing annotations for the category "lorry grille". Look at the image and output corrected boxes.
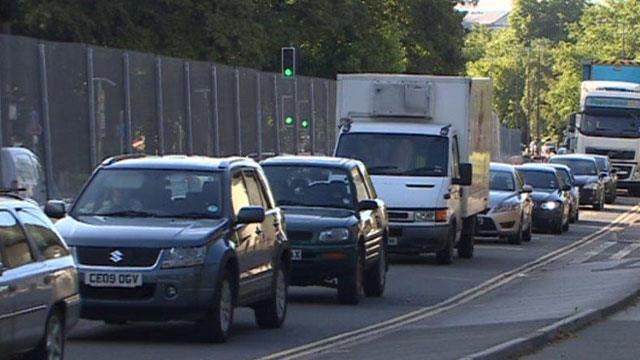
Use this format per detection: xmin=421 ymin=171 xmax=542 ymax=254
xmin=388 ymin=211 xmax=414 ymax=222
xmin=612 ymin=165 xmax=634 ymax=180
xmin=585 ymin=147 xmax=635 ymax=160
xmin=77 ymin=247 xmax=161 ymax=267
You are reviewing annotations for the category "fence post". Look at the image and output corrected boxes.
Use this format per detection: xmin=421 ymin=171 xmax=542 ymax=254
xmin=122 ymin=52 xmax=133 ymax=154
xmin=210 ymin=65 xmax=220 ymax=156
xmin=155 ymin=57 xmax=165 ymax=155
xmin=294 ymin=77 xmax=299 ymax=154
xmin=273 ymin=74 xmax=281 ymax=155
xmin=38 ymin=44 xmax=54 ymax=199
xmin=256 ymin=73 xmax=263 ymax=159
xmin=325 ymin=81 xmax=331 ymax=153
xmin=310 ymin=80 xmax=316 ymax=155
xmin=86 ymin=47 xmax=97 ymax=166
xmin=184 ymin=61 xmax=193 ymax=155
xmin=234 ymin=68 xmax=242 ymax=155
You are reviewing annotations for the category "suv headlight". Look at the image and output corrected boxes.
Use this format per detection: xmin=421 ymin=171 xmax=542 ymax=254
xmin=318 ymin=228 xmax=351 ymax=242
xmin=161 ymin=245 xmax=207 ymax=269
xmin=583 ymin=182 xmax=598 ymax=190
xmin=493 ymin=201 xmax=520 ymax=213
xmin=541 ymin=201 xmax=559 ymax=210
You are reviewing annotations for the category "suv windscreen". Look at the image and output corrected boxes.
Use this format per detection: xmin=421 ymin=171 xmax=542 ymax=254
xmin=72 ymin=169 xmax=223 ymax=219
xmin=490 ymin=170 xmax=515 ymax=192
xmin=549 ymin=158 xmax=597 ymax=176
xmin=518 ymin=170 xmax=559 ymax=191
xmin=263 ymin=166 xmax=354 ymax=209
xmin=336 ymin=133 xmax=448 ymax=177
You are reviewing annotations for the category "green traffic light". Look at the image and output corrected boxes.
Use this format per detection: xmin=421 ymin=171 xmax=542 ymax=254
xmin=284 ymin=67 xmax=294 ymax=77
xmin=285 ymin=116 xmax=295 ymax=126
xmin=301 ymin=119 xmax=310 ymax=129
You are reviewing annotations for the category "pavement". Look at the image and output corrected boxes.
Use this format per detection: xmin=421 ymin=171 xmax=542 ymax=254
xmin=64 ymin=198 xmax=640 ymax=360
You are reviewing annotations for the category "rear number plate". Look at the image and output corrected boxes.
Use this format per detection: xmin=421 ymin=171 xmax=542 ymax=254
xmin=291 ymin=249 xmax=302 ymax=261
xmin=388 ymin=237 xmax=398 ymax=246
xmin=84 ymin=272 xmax=142 ymax=288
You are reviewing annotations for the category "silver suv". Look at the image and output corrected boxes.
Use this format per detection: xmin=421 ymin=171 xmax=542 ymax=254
xmin=0 ymin=192 xmax=79 ymax=359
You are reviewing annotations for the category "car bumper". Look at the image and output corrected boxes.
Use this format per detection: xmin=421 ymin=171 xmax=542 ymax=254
xmin=476 ymin=211 xmax=520 ymax=237
xmin=532 ymin=208 xmax=562 ymax=228
xmin=77 ymin=265 xmax=216 ymax=322
xmin=289 ymin=243 xmax=356 ymax=285
xmin=387 ymin=223 xmax=449 ymax=254
xmin=579 ymin=188 xmax=598 ymax=205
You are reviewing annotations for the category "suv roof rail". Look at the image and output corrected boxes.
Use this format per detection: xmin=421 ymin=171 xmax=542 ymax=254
xmin=101 ymin=153 xmax=147 ymax=166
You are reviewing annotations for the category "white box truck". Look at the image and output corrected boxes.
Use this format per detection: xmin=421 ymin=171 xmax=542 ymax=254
xmin=334 ymin=74 xmax=492 ymax=264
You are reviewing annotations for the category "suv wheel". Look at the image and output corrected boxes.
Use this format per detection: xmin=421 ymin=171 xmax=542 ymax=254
xmin=338 ymin=248 xmax=364 ymax=305
xmin=435 ymin=226 xmax=455 ymax=265
xmin=364 ymin=244 xmax=386 ymax=297
xmin=254 ymin=267 xmax=288 ymax=328
xmin=199 ymin=271 xmax=234 ymax=343
xmin=30 ymin=309 xmax=64 ymax=360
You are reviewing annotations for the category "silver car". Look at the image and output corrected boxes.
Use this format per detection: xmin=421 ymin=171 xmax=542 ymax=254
xmin=546 ymin=163 xmax=580 ymax=223
xmin=0 ymin=193 xmax=79 ymax=359
xmin=477 ymin=163 xmax=534 ymax=244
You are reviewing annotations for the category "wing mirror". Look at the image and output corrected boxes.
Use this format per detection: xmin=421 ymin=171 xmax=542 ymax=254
xmin=357 ymin=199 xmax=379 ymax=212
xmin=45 ymin=200 xmax=67 ymax=219
xmin=235 ymin=206 xmax=265 ymax=225
xmin=452 ymin=163 xmax=473 ymax=186
xmin=567 ymin=112 xmax=577 ymax=132
xmin=521 ymin=185 xmax=533 ymax=193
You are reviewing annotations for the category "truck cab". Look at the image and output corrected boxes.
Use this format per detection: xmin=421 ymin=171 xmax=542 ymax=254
xmin=334 ymin=74 xmax=492 ymax=264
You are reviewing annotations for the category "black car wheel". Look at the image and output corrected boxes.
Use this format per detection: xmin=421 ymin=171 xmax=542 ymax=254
xmin=199 ymin=270 xmax=234 ymax=343
xmin=364 ymin=244 xmax=386 ymax=297
xmin=435 ymin=225 xmax=455 ymax=265
xmin=338 ymin=247 xmax=364 ymax=305
xmin=254 ymin=267 xmax=288 ymax=328
xmin=30 ymin=310 xmax=65 ymax=360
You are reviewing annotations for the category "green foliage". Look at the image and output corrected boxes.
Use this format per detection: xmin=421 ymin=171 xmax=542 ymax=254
xmin=511 ymin=0 xmax=588 ymax=44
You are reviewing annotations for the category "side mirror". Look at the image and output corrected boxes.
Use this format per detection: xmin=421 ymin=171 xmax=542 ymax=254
xmin=453 ymin=163 xmax=473 ymax=186
xmin=236 ymin=206 xmax=265 ymax=225
xmin=45 ymin=200 xmax=67 ymax=219
xmin=357 ymin=199 xmax=379 ymax=212
xmin=561 ymin=184 xmax=572 ymax=191
xmin=521 ymin=185 xmax=533 ymax=193
xmin=567 ymin=113 xmax=577 ymax=132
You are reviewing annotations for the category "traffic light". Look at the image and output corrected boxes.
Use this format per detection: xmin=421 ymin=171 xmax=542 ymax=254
xmin=284 ymin=116 xmax=295 ymax=126
xmin=281 ymin=47 xmax=296 ymax=78
xmin=300 ymin=119 xmax=310 ymax=129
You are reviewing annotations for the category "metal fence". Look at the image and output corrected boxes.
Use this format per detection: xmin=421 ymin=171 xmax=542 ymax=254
xmin=0 ymin=34 xmax=337 ymax=200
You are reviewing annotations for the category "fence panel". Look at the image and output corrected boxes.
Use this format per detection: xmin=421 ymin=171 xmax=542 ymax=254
xmin=161 ymin=56 xmax=187 ymax=154
xmin=260 ymin=73 xmax=278 ymax=155
xmin=216 ymin=65 xmax=238 ymax=155
xmin=239 ymin=68 xmax=259 ymax=157
xmin=129 ymin=51 xmax=159 ymax=155
xmin=190 ymin=61 xmax=214 ymax=156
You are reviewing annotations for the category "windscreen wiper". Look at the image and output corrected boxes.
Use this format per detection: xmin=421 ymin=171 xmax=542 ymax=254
xmin=93 ymin=210 xmax=157 ymax=218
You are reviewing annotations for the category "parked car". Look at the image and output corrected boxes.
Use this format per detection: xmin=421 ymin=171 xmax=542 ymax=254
xmin=262 ymin=156 xmax=388 ymax=304
xmin=476 ymin=163 xmax=534 ymax=244
xmin=516 ymin=164 xmax=572 ymax=234
xmin=48 ymin=155 xmax=290 ymax=343
xmin=0 ymin=191 xmax=79 ymax=359
xmin=545 ymin=163 xmax=580 ymax=223
xmin=591 ymin=155 xmax=618 ymax=204
xmin=549 ymin=154 xmax=606 ymax=210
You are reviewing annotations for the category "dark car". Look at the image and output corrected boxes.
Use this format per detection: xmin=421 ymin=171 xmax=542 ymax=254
xmin=545 ymin=163 xmax=580 ymax=223
xmin=591 ymin=155 xmax=618 ymax=204
xmin=261 ymin=156 xmax=388 ymax=305
xmin=549 ymin=155 xmax=606 ymax=210
xmin=516 ymin=164 xmax=572 ymax=234
xmin=0 ymin=192 xmax=79 ymax=360
xmin=48 ymin=155 xmax=290 ymax=343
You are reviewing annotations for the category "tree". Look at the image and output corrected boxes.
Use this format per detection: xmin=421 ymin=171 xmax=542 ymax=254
xmin=511 ymin=0 xmax=588 ymax=44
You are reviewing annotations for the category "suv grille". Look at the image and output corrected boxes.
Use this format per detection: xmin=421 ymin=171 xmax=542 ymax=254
xmin=77 ymin=247 xmax=161 ymax=267
xmin=586 ymin=147 xmax=635 ymax=160
xmin=287 ymin=231 xmax=314 ymax=242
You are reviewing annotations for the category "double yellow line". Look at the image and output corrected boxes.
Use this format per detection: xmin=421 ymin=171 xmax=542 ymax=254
xmin=259 ymin=204 xmax=640 ymax=360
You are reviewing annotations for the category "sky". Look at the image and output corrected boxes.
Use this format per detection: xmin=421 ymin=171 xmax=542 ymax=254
xmin=458 ymin=0 xmax=604 ymax=12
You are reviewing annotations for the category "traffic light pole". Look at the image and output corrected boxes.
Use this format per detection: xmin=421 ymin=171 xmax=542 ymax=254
xmin=293 ymin=77 xmax=300 ymax=154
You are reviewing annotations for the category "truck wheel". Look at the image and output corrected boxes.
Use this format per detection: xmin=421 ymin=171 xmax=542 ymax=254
xmin=364 ymin=244 xmax=386 ymax=297
xmin=436 ymin=226 xmax=455 ymax=265
xmin=254 ymin=267 xmax=288 ymax=328
xmin=30 ymin=309 xmax=65 ymax=360
xmin=199 ymin=270 xmax=234 ymax=343
xmin=457 ymin=216 xmax=475 ymax=259
xmin=338 ymin=248 xmax=364 ymax=305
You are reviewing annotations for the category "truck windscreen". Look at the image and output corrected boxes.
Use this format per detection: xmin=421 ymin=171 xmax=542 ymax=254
xmin=336 ymin=133 xmax=448 ymax=177
xmin=580 ymin=112 xmax=640 ymax=138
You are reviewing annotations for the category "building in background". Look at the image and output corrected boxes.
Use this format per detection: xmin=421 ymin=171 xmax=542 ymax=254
xmin=456 ymin=0 xmax=513 ymax=30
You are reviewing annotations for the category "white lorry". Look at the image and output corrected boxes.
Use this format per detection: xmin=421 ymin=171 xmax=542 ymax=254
xmin=334 ymin=74 xmax=492 ymax=264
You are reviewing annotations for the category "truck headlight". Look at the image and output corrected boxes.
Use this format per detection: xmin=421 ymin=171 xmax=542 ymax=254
xmin=583 ymin=182 xmax=598 ymax=190
xmin=161 ymin=245 xmax=207 ymax=269
xmin=318 ymin=228 xmax=351 ymax=242
xmin=541 ymin=201 xmax=559 ymax=210
xmin=493 ymin=201 xmax=520 ymax=213
xmin=414 ymin=210 xmax=435 ymax=222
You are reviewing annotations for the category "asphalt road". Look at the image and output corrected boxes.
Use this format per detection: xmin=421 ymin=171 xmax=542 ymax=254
xmin=65 ymin=198 xmax=635 ymax=360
